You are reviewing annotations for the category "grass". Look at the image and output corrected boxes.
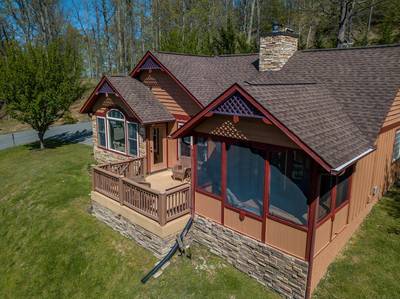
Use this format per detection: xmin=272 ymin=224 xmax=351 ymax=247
xmin=0 ymin=143 xmax=278 ymax=299
xmin=313 ymin=188 xmax=400 ymax=298
xmin=1 ymin=142 xmax=400 ymax=298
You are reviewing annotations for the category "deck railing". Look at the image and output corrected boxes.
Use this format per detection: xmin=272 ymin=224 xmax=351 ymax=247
xmin=92 ymin=162 xmax=191 ymax=226
xmin=99 ymin=157 xmax=145 ymax=178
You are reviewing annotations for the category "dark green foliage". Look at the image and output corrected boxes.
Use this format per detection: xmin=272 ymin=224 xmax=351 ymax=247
xmin=0 ymin=37 xmax=84 ymax=148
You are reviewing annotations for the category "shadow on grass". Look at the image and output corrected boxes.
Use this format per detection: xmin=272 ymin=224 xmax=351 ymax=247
xmin=25 ymin=129 xmax=92 ymax=150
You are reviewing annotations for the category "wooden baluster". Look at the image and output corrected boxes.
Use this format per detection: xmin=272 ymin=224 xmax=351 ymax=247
xmin=158 ymin=193 xmax=167 ymax=225
xmin=119 ymin=177 xmax=124 ymax=205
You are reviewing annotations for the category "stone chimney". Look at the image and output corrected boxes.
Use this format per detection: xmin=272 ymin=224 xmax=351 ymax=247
xmin=259 ymin=23 xmax=298 ymax=71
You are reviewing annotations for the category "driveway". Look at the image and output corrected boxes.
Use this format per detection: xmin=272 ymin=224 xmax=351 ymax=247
xmin=0 ymin=122 xmax=92 ymax=150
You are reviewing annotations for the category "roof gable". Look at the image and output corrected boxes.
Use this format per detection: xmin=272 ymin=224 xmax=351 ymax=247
xmin=172 ymin=84 xmax=332 ymax=172
xmin=140 ymin=56 xmax=161 ymax=70
xmin=80 ymin=76 xmax=174 ymax=124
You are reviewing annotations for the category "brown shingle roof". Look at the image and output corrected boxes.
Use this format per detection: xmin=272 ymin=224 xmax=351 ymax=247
xmin=106 ymin=76 xmax=174 ymax=124
xmin=152 ymin=45 xmax=400 ymax=169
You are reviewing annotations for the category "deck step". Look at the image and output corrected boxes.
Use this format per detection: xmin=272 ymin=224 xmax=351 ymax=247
xmin=153 ymin=270 xmax=163 ymax=278
xmin=161 ymin=261 xmax=170 ymax=270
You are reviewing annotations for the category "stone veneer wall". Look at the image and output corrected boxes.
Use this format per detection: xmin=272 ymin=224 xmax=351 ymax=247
xmin=259 ymin=33 xmax=298 ymax=72
xmin=92 ymin=201 xmax=176 ymax=258
xmin=190 ymin=215 xmax=308 ymax=299
xmin=91 ymin=115 xmax=147 ymax=164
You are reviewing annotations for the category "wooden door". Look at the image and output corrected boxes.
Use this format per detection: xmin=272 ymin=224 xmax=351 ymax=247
xmin=149 ymin=124 xmax=167 ymax=172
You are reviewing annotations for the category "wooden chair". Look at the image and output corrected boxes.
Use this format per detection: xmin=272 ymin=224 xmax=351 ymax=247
xmin=172 ymin=156 xmax=191 ymax=181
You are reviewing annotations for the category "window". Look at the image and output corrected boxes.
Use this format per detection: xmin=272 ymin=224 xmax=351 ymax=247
xmin=97 ymin=117 xmax=106 ymax=147
xmin=178 ymin=122 xmax=191 ymax=158
xmin=226 ymin=144 xmax=265 ymax=216
xmin=100 ymin=109 xmax=139 ymax=156
xmin=393 ymin=130 xmax=400 ymax=161
xmin=335 ymin=168 xmax=352 ymax=208
xmin=269 ymin=150 xmax=310 ymax=225
xmin=196 ymin=137 xmax=222 ymax=196
xmin=128 ymin=122 xmax=138 ymax=156
xmin=318 ymin=174 xmax=334 ymax=221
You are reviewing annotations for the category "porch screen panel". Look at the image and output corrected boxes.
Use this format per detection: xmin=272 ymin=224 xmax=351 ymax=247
xmin=196 ymin=137 xmax=222 ymax=196
xmin=318 ymin=174 xmax=334 ymax=221
xmin=108 ymin=119 xmax=125 ymax=152
xmin=335 ymin=168 xmax=352 ymax=207
xmin=128 ymin=122 xmax=138 ymax=156
xmin=269 ymin=150 xmax=310 ymax=225
xmin=226 ymin=144 xmax=265 ymax=216
xmin=97 ymin=117 xmax=106 ymax=147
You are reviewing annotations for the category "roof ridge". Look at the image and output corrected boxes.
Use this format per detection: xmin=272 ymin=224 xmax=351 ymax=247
xmin=155 ymin=51 xmax=212 ymax=57
xmin=217 ymin=53 xmax=259 ymax=57
xmin=301 ymin=43 xmax=400 ymax=53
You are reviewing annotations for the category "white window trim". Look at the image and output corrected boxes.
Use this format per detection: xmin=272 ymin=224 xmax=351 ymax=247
xmin=96 ymin=116 xmax=107 ymax=148
xmin=127 ymin=121 xmax=139 ymax=157
xmin=106 ymin=109 xmax=127 ymax=155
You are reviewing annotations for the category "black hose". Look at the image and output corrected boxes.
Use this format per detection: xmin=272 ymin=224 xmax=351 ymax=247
xmin=141 ymin=217 xmax=193 ymax=284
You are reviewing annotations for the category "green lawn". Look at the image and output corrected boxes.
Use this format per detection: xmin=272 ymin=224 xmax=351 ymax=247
xmin=0 ymin=143 xmax=277 ymax=299
xmin=1 ymin=143 xmax=399 ymax=299
xmin=313 ymin=187 xmax=400 ymax=298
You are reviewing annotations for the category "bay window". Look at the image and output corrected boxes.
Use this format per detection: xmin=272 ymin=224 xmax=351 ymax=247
xmin=96 ymin=109 xmax=139 ymax=157
xmin=196 ymin=137 xmax=222 ymax=196
xmin=226 ymin=144 xmax=265 ymax=217
xmin=269 ymin=150 xmax=310 ymax=225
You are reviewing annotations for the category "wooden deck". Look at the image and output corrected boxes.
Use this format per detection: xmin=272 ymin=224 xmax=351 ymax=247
xmin=92 ymin=158 xmax=191 ymax=226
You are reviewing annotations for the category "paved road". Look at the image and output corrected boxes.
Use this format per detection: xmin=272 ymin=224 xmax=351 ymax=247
xmin=0 ymin=122 xmax=92 ymax=150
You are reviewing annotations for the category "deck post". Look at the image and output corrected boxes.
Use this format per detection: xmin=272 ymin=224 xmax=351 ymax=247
xmin=158 ymin=193 xmax=167 ymax=226
xmin=119 ymin=176 xmax=124 ymax=206
xmin=143 ymin=157 xmax=148 ymax=176
xmin=92 ymin=167 xmax=96 ymax=191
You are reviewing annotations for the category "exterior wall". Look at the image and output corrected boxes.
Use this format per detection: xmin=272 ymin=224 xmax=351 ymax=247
xmin=194 ymin=115 xmax=299 ymax=149
xmin=91 ymin=95 xmax=146 ymax=164
xmin=382 ymin=89 xmax=400 ymax=128
xmin=224 ymin=208 xmax=263 ymax=241
xmin=190 ymin=215 xmax=309 ymax=299
xmin=194 ymin=191 xmax=307 ymax=260
xmin=139 ymin=70 xmax=200 ymax=117
xmin=195 ymin=191 xmax=222 ymax=223
xmin=266 ymin=219 xmax=307 ymax=260
xmin=91 ymin=191 xmax=190 ymax=258
xmin=310 ymin=125 xmax=400 ymax=292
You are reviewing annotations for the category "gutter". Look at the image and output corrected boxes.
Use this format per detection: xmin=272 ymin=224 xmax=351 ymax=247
xmin=330 ymin=148 xmax=375 ymax=174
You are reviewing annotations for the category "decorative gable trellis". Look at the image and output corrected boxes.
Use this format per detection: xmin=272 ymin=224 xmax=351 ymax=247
xmin=212 ymin=92 xmax=263 ymax=118
xmin=140 ymin=57 xmax=161 ymax=71
xmin=98 ymin=82 xmax=114 ymax=94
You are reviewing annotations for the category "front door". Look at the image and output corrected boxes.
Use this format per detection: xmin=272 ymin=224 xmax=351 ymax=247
xmin=149 ymin=124 xmax=167 ymax=172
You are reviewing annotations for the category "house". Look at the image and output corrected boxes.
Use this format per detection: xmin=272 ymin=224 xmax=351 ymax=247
xmin=80 ymin=28 xmax=400 ymax=299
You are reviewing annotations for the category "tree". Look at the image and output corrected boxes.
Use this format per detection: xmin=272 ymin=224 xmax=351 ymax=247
xmin=0 ymin=38 xmax=84 ymax=149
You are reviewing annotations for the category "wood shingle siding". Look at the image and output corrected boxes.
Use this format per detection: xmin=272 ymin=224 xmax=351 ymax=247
xmin=382 ymin=90 xmax=400 ymax=128
xmin=140 ymin=70 xmax=200 ymax=117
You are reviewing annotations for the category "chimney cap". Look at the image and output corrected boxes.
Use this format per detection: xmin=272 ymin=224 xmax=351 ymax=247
xmin=262 ymin=30 xmax=299 ymax=38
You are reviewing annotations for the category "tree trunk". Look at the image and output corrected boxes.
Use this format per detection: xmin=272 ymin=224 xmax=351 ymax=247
xmin=247 ymin=0 xmax=256 ymax=44
xmin=38 ymin=131 xmax=45 ymax=149
xmin=337 ymin=0 xmax=355 ymax=48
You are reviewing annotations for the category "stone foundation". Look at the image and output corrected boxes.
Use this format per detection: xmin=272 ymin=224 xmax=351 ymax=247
xmin=92 ymin=201 xmax=175 ymax=258
xmin=190 ymin=215 xmax=308 ymax=299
